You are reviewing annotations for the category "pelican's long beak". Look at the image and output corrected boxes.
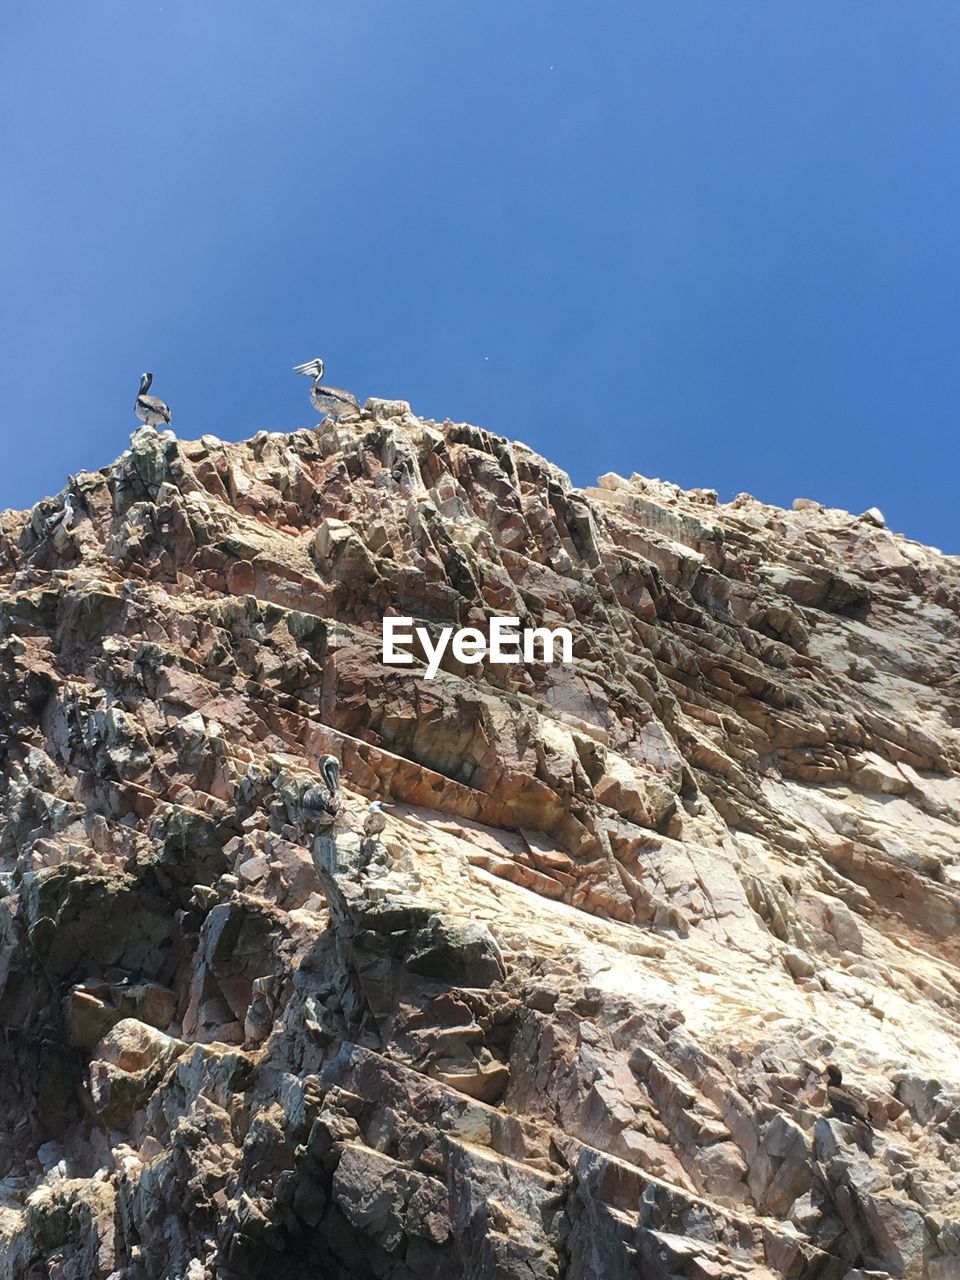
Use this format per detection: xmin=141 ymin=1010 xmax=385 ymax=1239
xmin=293 ymin=360 xmax=319 ymax=376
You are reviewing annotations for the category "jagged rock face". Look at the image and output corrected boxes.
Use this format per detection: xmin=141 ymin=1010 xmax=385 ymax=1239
xmin=1 ymin=401 xmax=960 ymax=1278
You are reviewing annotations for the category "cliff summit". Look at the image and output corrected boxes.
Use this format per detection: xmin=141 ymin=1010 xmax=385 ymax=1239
xmin=1 ymin=399 xmax=960 ymax=1278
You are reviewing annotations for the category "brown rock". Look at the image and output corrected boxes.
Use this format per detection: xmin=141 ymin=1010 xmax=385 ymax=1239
xmin=1 ymin=405 xmax=959 ymax=1279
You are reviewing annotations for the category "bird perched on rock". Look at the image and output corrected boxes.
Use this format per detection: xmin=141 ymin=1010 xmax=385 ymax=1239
xmin=825 ymin=1064 xmax=871 ymax=1125
xmin=293 ymin=357 xmax=360 ymax=422
xmin=43 ymin=492 xmax=76 ymax=539
xmin=135 ymin=372 xmax=172 ymax=429
xmin=363 ymin=800 xmax=392 ymax=837
xmin=300 ymin=754 xmax=343 ymax=828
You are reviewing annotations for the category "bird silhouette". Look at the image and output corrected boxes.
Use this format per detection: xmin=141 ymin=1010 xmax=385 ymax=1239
xmin=824 ymin=1064 xmax=875 ymax=1153
xmin=825 ymin=1064 xmax=872 ymax=1126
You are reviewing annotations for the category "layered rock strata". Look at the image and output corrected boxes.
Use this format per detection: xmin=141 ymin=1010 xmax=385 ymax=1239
xmin=0 ymin=399 xmax=959 ymax=1278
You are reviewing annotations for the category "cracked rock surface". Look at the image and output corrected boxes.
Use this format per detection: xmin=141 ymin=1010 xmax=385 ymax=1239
xmin=1 ymin=401 xmax=960 ymax=1278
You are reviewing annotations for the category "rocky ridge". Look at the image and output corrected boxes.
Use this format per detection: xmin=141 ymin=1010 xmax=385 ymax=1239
xmin=1 ymin=397 xmax=959 ymax=1278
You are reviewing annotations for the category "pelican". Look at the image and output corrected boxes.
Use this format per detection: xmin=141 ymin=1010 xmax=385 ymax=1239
xmin=293 ymin=357 xmax=360 ymax=422
xmin=135 ymin=372 xmax=172 ymax=429
xmin=363 ymin=800 xmax=392 ymax=837
xmin=301 ymin=754 xmax=343 ymax=827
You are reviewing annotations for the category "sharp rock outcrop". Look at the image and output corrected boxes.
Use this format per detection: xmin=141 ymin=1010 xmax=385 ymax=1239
xmin=0 ymin=400 xmax=959 ymax=1278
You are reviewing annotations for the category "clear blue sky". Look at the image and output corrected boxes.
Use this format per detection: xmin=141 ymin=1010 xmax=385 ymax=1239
xmin=2 ymin=3 xmax=959 ymax=551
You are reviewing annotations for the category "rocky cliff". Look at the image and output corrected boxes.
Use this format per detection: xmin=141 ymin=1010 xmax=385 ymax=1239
xmin=1 ymin=399 xmax=960 ymax=1279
